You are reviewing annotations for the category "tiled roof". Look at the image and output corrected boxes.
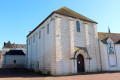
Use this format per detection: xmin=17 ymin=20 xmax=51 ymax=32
xmin=54 ymin=6 xmax=97 ymax=23
xmin=27 ymin=6 xmax=97 ymax=37
xmin=98 ymin=32 xmax=120 ymax=44
xmin=4 ymin=50 xmax=25 ymax=55
xmin=3 ymin=41 xmax=26 ymax=49
xmin=12 ymin=44 xmax=26 ymax=49
xmin=3 ymin=41 xmax=13 ymax=48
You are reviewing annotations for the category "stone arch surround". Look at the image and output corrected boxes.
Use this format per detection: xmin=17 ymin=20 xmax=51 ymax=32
xmin=74 ymin=50 xmax=90 ymax=73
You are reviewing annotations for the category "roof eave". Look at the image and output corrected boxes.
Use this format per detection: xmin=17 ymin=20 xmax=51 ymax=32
xmin=27 ymin=11 xmax=98 ymax=37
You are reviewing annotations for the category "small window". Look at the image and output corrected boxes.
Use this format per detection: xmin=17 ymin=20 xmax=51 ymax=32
xmin=33 ymin=35 xmax=34 ymax=42
xmin=29 ymin=38 xmax=30 ymax=45
xmin=76 ymin=21 xmax=80 ymax=32
xmin=33 ymin=35 xmax=35 ymax=42
xmin=14 ymin=60 xmax=16 ymax=63
xmin=47 ymin=24 xmax=49 ymax=34
xmin=39 ymin=30 xmax=41 ymax=39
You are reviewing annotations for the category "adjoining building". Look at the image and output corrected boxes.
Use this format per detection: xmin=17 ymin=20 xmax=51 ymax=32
xmin=26 ymin=6 xmax=120 ymax=75
xmin=3 ymin=50 xmax=25 ymax=68
xmin=2 ymin=41 xmax=26 ymax=68
xmin=2 ymin=41 xmax=26 ymax=55
xmin=0 ymin=50 xmax=2 ymax=68
xmin=98 ymin=32 xmax=120 ymax=71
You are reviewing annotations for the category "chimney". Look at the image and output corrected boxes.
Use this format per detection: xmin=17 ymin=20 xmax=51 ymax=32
xmin=4 ymin=42 xmax=6 ymax=46
xmin=13 ymin=43 xmax=15 ymax=45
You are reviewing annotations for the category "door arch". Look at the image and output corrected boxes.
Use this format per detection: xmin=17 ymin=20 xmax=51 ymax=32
xmin=77 ymin=54 xmax=85 ymax=73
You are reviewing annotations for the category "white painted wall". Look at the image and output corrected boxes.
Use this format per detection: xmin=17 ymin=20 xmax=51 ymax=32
xmin=27 ymin=13 xmax=56 ymax=74
xmin=99 ymin=38 xmax=120 ymax=71
xmin=54 ymin=14 xmax=100 ymax=75
xmin=3 ymin=55 xmax=25 ymax=68
xmin=26 ymin=13 xmax=100 ymax=75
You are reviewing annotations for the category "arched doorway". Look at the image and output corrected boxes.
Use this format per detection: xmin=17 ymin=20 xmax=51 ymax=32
xmin=77 ymin=54 xmax=85 ymax=73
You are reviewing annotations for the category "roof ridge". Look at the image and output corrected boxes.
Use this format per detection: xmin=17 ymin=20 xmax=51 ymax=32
xmin=98 ymin=32 xmax=120 ymax=34
xmin=62 ymin=7 xmax=91 ymax=21
xmin=27 ymin=6 xmax=98 ymax=37
xmin=54 ymin=6 xmax=97 ymax=23
xmin=54 ymin=6 xmax=66 ymax=11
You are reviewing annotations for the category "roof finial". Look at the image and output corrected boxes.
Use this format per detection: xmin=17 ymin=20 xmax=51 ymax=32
xmin=108 ymin=26 xmax=111 ymax=33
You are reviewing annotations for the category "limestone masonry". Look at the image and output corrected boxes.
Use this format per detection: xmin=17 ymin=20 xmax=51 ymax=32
xmin=26 ymin=7 xmax=120 ymax=75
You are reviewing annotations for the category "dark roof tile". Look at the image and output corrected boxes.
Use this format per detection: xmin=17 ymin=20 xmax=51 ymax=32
xmin=4 ymin=50 xmax=25 ymax=55
xmin=54 ymin=6 xmax=97 ymax=23
xmin=27 ymin=6 xmax=97 ymax=37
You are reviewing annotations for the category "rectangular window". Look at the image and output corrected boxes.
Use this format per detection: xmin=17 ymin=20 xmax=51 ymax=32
xmin=47 ymin=24 xmax=49 ymax=34
xmin=33 ymin=35 xmax=34 ymax=42
xmin=14 ymin=60 xmax=16 ymax=64
xmin=76 ymin=21 xmax=80 ymax=32
xmin=39 ymin=30 xmax=41 ymax=39
xmin=33 ymin=35 xmax=35 ymax=43
xmin=29 ymin=38 xmax=30 ymax=45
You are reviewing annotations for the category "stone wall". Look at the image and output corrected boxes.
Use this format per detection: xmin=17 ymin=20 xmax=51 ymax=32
xmin=27 ymin=13 xmax=100 ymax=75
xmin=27 ymin=14 xmax=56 ymax=74
xmin=99 ymin=39 xmax=120 ymax=71
xmin=54 ymin=14 xmax=100 ymax=75
xmin=3 ymin=55 xmax=25 ymax=68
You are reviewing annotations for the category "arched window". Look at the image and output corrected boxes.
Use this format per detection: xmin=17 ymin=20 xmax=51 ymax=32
xmin=76 ymin=21 xmax=80 ymax=32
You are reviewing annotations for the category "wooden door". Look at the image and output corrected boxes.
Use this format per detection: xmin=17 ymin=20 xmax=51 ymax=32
xmin=77 ymin=54 xmax=85 ymax=73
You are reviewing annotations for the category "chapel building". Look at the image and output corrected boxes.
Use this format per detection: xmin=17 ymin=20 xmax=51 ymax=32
xmin=26 ymin=6 xmax=120 ymax=75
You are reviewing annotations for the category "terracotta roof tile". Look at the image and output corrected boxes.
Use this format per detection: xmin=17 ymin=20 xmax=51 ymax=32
xmin=3 ymin=41 xmax=26 ymax=49
xmin=3 ymin=41 xmax=13 ymax=48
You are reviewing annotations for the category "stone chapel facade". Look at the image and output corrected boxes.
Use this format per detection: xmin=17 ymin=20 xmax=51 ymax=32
xmin=26 ymin=7 xmax=120 ymax=75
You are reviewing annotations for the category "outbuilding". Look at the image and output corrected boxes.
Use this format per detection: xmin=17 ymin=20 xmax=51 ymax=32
xmin=3 ymin=50 xmax=26 ymax=68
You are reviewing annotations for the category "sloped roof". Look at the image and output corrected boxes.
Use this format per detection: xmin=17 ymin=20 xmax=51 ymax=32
xmin=12 ymin=44 xmax=26 ymax=49
xmin=3 ymin=41 xmax=26 ymax=49
xmin=3 ymin=41 xmax=13 ymax=48
xmin=27 ymin=6 xmax=97 ymax=37
xmin=98 ymin=32 xmax=120 ymax=44
xmin=54 ymin=6 xmax=97 ymax=23
xmin=4 ymin=50 xmax=25 ymax=55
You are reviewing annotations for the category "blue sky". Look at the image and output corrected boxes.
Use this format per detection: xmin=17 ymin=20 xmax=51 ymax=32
xmin=0 ymin=0 xmax=120 ymax=49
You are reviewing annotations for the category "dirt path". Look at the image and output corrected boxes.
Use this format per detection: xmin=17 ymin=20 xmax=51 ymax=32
xmin=0 ymin=69 xmax=120 ymax=80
